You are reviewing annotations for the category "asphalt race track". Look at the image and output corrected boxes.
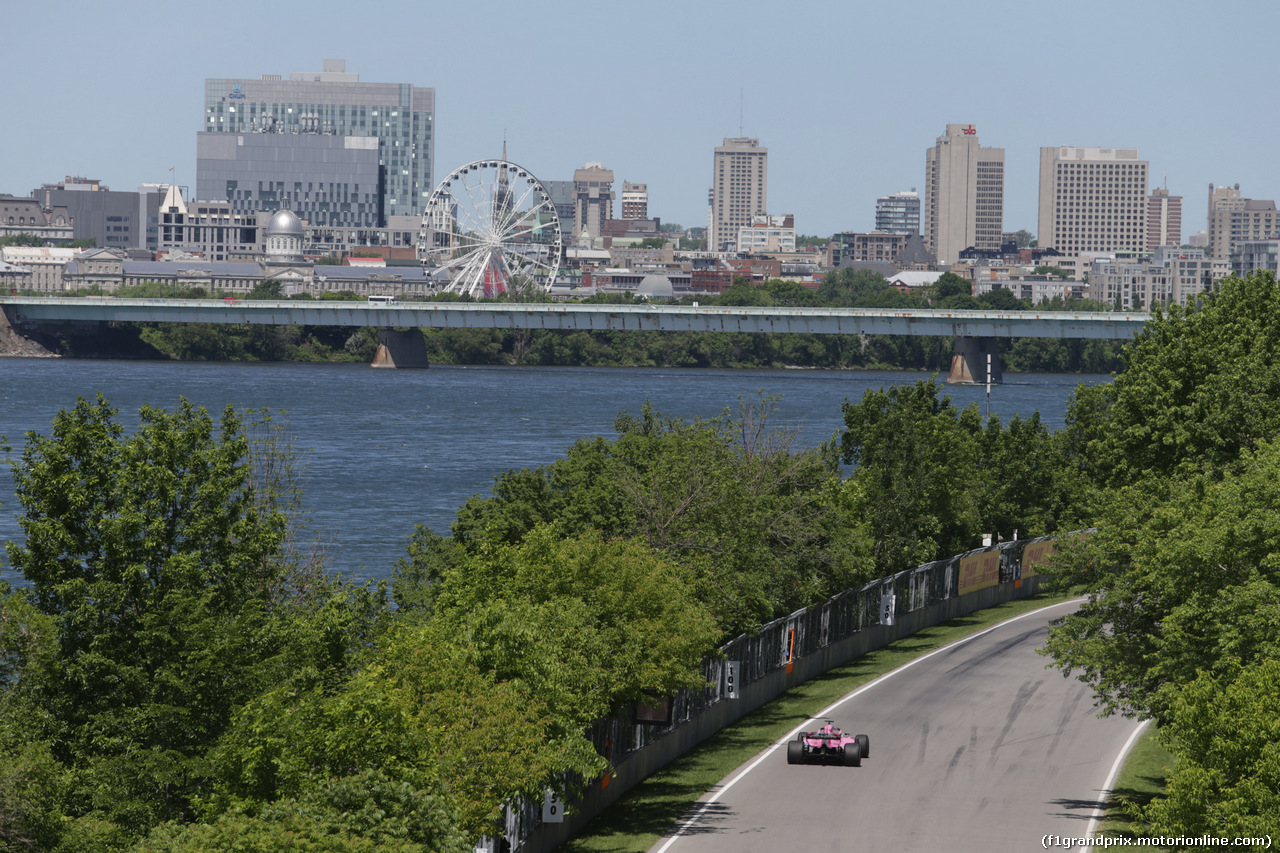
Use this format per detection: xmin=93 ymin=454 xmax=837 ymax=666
xmin=651 ymin=600 xmax=1145 ymax=852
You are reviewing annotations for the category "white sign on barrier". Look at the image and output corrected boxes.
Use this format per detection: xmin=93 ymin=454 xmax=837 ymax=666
xmin=542 ymin=789 xmax=564 ymax=823
xmin=881 ymin=592 xmax=896 ymax=626
xmin=724 ymin=661 xmax=740 ymax=700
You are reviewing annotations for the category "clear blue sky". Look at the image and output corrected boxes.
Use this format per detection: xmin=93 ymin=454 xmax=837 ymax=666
xmin=6 ymin=0 xmax=1277 ymax=238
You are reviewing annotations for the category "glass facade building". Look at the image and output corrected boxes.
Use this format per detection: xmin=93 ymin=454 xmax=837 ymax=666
xmin=196 ymin=133 xmax=382 ymax=228
xmin=875 ymin=190 xmax=921 ymax=236
xmin=201 ymin=60 xmax=435 ymax=222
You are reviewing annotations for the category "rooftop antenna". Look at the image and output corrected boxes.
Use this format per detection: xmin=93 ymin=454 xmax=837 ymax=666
xmin=739 ymin=88 xmax=744 ymax=136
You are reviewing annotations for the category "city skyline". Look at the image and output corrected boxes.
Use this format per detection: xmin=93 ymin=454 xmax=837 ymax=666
xmin=4 ymin=0 xmax=1278 ymax=239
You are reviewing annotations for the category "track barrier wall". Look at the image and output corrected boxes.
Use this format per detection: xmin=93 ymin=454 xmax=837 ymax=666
xmin=492 ymin=535 xmax=1058 ymax=852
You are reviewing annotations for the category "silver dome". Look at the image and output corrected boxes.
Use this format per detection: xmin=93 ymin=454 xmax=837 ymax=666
xmin=266 ymin=207 xmax=304 ymax=238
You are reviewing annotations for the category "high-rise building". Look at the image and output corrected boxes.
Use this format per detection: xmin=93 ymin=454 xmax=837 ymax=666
xmin=1037 ymin=146 xmax=1149 ymax=255
xmin=621 ymin=182 xmax=648 ymax=220
xmin=197 ymin=133 xmax=383 ymax=228
xmin=1146 ymin=188 xmax=1182 ymax=251
xmin=201 ymin=59 xmax=435 ymax=222
xmin=1206 ymin=183 xmax=1279 ymax=259
xmin=572 ymin=163 xmax=614 ymax=242
xmin=924 ymin=124 xmax=1004 ymax=265
xmin=709 ymin=138 xmax=768 ymax=252
xmin=875 ymin=189 xmax=920 ymax=235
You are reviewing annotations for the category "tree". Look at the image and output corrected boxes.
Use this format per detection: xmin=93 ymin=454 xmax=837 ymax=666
xmin=247 ymin=278 xmax=285 ymax=299
xmin=1012 ymin=229 xmax=1036 ymax=248
xmin=1034 ymin=265 xmax=1071 ymax=280
xmin=932 ymin=272 xmax=975 ymax=309
xmin=1065 ymin=271 xmax=1280 ymax=488
xmin=1041 ymin=437 xmax=1280 ymax=721
xmin=1140 ymin=659 xmax=1280 ymax=839
xmin=840 ymin=378 xmax=982 ymax=572
xmin=420 ymin=395 xmax=867 ymax=637
xmin=0 ymin=233 xmax=45 ymax=247
xmin=0 ymin=397 xmax=359 ymax=845
xmin=976 ymin=287 xmax=1026 ymax=311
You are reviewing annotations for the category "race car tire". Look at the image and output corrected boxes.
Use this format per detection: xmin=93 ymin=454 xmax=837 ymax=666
xmin=843 ymin=744 xmax=861 ymax=766
xmin=856 ymin=734 xmax=870 ymax=758
xmin=796 ymin=731 xmax=807 ymax=742
xmin=787 ymin=741 xmax=803 ymax=765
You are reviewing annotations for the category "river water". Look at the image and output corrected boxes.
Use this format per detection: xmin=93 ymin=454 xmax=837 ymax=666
xmin=0 ymin=360 xmax=1108 ymax=586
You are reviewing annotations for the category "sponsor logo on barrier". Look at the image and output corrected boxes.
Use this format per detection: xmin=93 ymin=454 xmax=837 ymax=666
xmin=1021 ymin=540 xmax=1057 ymax=580
xmin=958 ymin=550 xmax=1001 ymax=595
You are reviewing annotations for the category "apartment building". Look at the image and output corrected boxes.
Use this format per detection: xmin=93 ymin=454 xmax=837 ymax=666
xmin=709 ymin=138 xmax=767 ymax=252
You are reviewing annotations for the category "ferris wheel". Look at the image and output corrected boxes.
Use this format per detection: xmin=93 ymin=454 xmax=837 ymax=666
xmin=417 ymin=158 xmax=563 ymax=297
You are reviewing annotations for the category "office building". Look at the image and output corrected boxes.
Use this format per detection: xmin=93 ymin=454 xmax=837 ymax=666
xmin=33 ymin=177 xmax=138 ymax=249
xmin=1206 ymin=183 xmax=1279 ymax=259
xmin=573 ymin=163 xmax=614 ymax=242
xmin=202 ymin=59 xmax=435 ymax=220
xmin=156 ymin=185 xmax=264 ymax=262
xmin=875 ymin=189 xmax=921 ymax=235
xmin=924 ymin=124 xmax=1004 ymax=265
xmin=1037 ymin=146 xmax=1149 ymax=254
xmin=1146 ymin=188 xmax=1182 ymax=251
xmin=621 ymin=182 xmax=648 ymax=220
xmin=197 ymin=132 xmax=383 ymax=228
xmin=709 ymin=138 xmax=768 ymax=252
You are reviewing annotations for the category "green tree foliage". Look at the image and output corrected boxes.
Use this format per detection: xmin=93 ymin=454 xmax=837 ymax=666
xmin=1064 ymin=272 xmax=1280 ymax=488
xmin=431 ymin=525 xmax=719 ymax=723
xmin=840 ymin=378 xmax=1072 ymax=573
xmin=816 ymin=267 xmax=922 ymax=309
xmin=403 ymin=395 xmax=871 ymax=637
xmin=1042 ymin=438 xmax=1280 ymax=721
xmin=840 ymin=379 xmax=982 ymax=572
xmin=0 ymin=397 xmax=367 ymax=847
xmin=932 ymin=272 xmax=976 ymax=309
xmin=247 ymin=279 xmax=285 ymax=300
xmin=1141 ymin=660 xmax=1280 ymax=839
xmin=1011 ymin=229 xmax=1036 ymax=248
xmin=0 ymin=233 xmax=45 ymax=247
xmin=975 ymin=287 xmax=1026 ymax=311
xmin=1033 ymin=265 xmax=1071 ymax=280
xmin=209 ymin=526 xmax=703 ymax=841
xmin=1038 ymin=273 xmax=1280 ymax=838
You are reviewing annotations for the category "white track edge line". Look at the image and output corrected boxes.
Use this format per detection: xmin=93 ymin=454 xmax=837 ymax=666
xmin=1078 ymin=718 xmax=1151 ymax=850
xmin=653 ymin=597 xmax=1083 ymax=853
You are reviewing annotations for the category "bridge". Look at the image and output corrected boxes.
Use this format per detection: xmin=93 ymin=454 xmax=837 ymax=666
xmin=0 ymin=297 xmax=1149 ymax=382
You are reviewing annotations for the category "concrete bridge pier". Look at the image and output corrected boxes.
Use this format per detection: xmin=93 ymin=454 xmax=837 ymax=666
xmin=370 ymin=328 xmax=429 ymax=369
xmin=948 ymin=335 xmax=1003 ymax=385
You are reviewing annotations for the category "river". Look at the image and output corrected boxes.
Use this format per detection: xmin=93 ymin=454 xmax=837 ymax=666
xmin=0 ymin=360 xmax=1108 ymax=586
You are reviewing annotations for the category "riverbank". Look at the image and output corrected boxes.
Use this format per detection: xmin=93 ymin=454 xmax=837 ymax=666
xmin=0 ymin=309 xmax=56 ymax=357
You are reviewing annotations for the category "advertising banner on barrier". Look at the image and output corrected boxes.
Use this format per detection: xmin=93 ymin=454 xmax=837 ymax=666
xmin=958 ymin=549 xmax=1001 ymax=595
xmin=1020 ymin=539 xmax=1056 ymax=580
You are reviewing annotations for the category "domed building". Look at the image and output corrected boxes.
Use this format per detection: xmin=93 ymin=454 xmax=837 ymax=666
xmin=265 ymin=205 xmax=305 ymax=261
xmin=259 ymin=198 xmax=314 ymax=288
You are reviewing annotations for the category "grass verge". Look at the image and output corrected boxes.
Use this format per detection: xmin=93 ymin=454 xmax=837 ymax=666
xmin=561 ymin=590 xmax=1071 ymax=853
xmin=1098 ymin=725 xmax=1173 ymax=849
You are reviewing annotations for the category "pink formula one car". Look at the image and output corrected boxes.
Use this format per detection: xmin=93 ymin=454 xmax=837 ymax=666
xmin=786 ymin=720 xmax=870 ymax=766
